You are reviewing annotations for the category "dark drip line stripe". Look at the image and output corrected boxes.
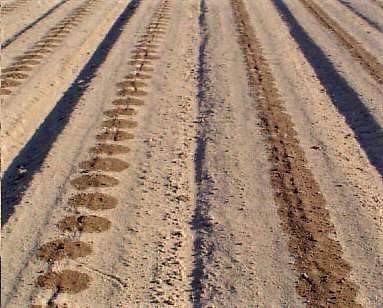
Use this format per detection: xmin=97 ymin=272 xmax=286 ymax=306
xmin=191 ymin=0 xmax=214 ymax=307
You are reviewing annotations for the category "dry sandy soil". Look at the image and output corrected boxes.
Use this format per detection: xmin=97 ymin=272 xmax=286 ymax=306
xmin=1 ymin=0 xmax=382 ymax=307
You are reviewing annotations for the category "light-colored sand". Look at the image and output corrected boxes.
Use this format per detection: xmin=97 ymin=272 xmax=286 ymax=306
xmin=2 ymin=0 xmax=64 ymax=44
xmin=2 ymin=0 xmax=382 ymax=306
xmin=244 ymin=0 xmax=383 ymax=305
xmin=312 ymin=0 xmax=383 ymax=63
xmin=1 ymin=0 xmax=133 ymax=174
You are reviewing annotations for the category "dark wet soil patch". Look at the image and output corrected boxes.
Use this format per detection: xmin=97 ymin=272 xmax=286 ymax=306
xmin=1 ymin=79 xmax=20 ymax=87
xmin=89 ymin=143 xmax=130 ymax=155
xmin=116 ymin=80 xmax=146 ymax=88
xmin=103 ymin=107 xmax=137 ymax=117
xmin=15 ymin=54 xmax=44 ymax=61
xmin=2 ymin=65 xmax=33 ymax=73
xmin=117 ymin=89 xmax=147 ymax=97
xmin=79 ymin=157 xmax=129 ymax=172
xmin=102 ymin=119 xmax=138 ymax=129
xmin=0 ymin=89 xmax=12 ymax=95
xmin=96 ymin=130 xmax=134 ymax=141
xmin=112 ymin=97 xmax=145 ymax=105
xmin=70 ymin=174 xmax=119 ymax=190
xmin=124 ymin=73 xmax=151 ymax=80
xmin=68 ymin=192 xmax=117 ymax=210
xmin=37 ymin=270 xmax=90 ymax=293
xmin=57 ymin=215 xmax=111 ymax=233
xmin=25 ymin=48 xmax=52 ymax=54
xmin=38 ymin=239 xmax=92 ymax=261
xmin=2 ymin=72 xmax=28 ymax=80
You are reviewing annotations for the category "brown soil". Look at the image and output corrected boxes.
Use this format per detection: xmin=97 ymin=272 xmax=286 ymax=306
xmin=300 ymin=0 xmax=383 ymax=84
xmin=14 ymin=59 xmax=40 ymax=66
xmin=116 ymin=80 xmax=147 ymax=88
xmin=128 ymin=59 xmax=152 ymax=66
xmin=0 ymin=88 xmax=12 ymax=95
xmin=70 ymin=174 xmax=119 ymax=190
xmin=57 ymin=215 xmax=111 ymax=233
xmin=15 ymin=54 xmax=44 ymax=61
xmin=37 ymin=239 xmax=92 ymax=262
xmin=89 ymin=143 xmax=130 ymax=155
xmin=37 ymin=270 xmax=90 ymax=293
xmin=102 ymin=119 xmax=138 ymax=129
xmin=2 ymin=65 xmax=33 ymax=73
xmin=68 ymin=192 xmax=117 ymax=210
xmin=1 ymin=79 xmax=21 ymax=88
xmin=135 ymin=66 xmax=154 ymax=73
xmin=25 ymin=49 xmax=52 ymax=54
xmin=96 ymin=130 xmax=134 ymax=141
xmin=103 ymin=108 xmax=137 ymax=117
xmin=112 ymin=97 xmax=145 ymax=105
xmin=2 ymin=72 xmax=29 ymax=80
xmin=78 ymin=157 xmax=129 ymax=172
xmin=124 ymin=73 xmax=152 ymax=80
xmin=230 ymin=0 xmax=360 ymax=306
xmin=117 ymin=88 xmax=147 ymax=96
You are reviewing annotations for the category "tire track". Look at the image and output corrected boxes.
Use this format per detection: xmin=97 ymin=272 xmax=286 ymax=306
xmin=336 ymin=0 xmax=383 ymax=33
xmin=298 ymin=0 xmax=383 ymax=84
xmin=1 ymin=0 xmax=70 ymax=49
xmin=230 ymin=0 xmax=360 ymax=306
xmin=32 ymin=1 xmax=173 ymax=305
xmin=1 ymin=0 xmax=141 ymax=225
xmin=0 ymin=0 xmax=99 ymax=96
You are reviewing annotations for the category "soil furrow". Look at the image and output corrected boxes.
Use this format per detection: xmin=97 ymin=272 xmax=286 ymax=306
xmin=230 ymin=0 xmax=360 ymax=306
xmin=298 ymin=0 xmax=383 ymax=84
xmin=1 ymin=0 xmax=142 ymax=225
xmin=271 ymin=0 xmax=383 ymax=176
xmin=2 ymin=0 xmax=382 ymax=306
xmin=336 ymin=0 xmax=383 ymax=33
xmin=1 ymin=0 xmax=69 ymax=49
xmin=30 ymin=0 xmax=179 ymax=305
xmin=0 ymin=0 xmax=99 ymax=96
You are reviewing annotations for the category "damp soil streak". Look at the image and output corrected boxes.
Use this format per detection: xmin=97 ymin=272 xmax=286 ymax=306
xmin=191 ymin=0 xmax=214 ymax=306
xmin=230 ymin=0 xmax=360 ymax=306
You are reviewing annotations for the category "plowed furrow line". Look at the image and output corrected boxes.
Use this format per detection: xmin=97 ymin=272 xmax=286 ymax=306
xmin=0 ymin=0 xmax=99 ymax=96
xmin=272 ymin=0 xmax=383 ymax=176
xmin=1 ymin=0 xmax=31 ymax=15
xmin=336 ymin=0 xmax=383 ymax=33
xmin=31 ymin=1 xmax=172 ymax=306
xmin=1 ymin=0 xmax=141 ymax=226
xmin=230 ymin=0 xmax=360 ymax=306
xmin=298 ymin=0 xmax=383 ymax=84
xmin=1 ymin=0 xmax=70 ymax=49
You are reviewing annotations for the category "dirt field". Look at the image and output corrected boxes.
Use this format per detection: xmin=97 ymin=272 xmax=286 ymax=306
xmin=1 ymin=0 xmax=382 ymax=306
